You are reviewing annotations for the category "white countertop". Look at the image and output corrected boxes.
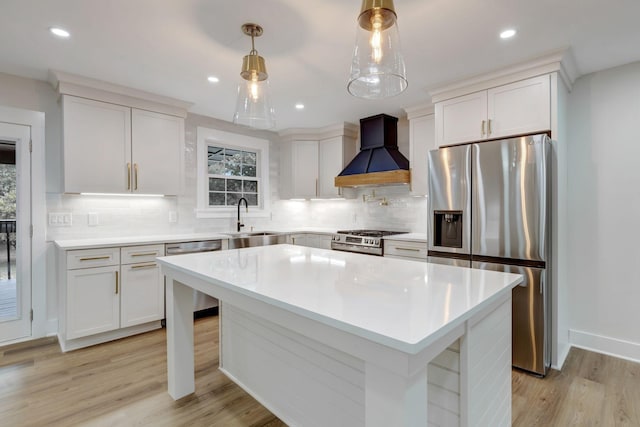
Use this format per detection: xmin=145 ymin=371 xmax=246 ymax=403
xmin=53 ymin=228 xmax=342 ymax=250
xmin=54 ymin=233 xmax=234 ymax=250
xmin=384 ymin=232 xmax=428 ymax=243
xmin=158 ymin=244 xmax=521 ymax=353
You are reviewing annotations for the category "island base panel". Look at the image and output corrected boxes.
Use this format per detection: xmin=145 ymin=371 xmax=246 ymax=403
xmin=219 ymin=303 xmax=471 ymax=427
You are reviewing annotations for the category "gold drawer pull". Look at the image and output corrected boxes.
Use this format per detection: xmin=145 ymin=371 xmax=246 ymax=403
xmin=127 ymin=163 xmax=131 ymax=190
xmin=130 ymin=252 xmax=158 ymax=257
xmin=79 ymin=256 xmax=111 ymax=261
xmin=134 ymin=163 xmax=139 ymax=190
xmin=396 ymin=247 xmax=421 ymax=252
xmin=131 ymin=263 xmax=157 ymax=270
xmin=115 ymin=271 xmax=119 ymax=294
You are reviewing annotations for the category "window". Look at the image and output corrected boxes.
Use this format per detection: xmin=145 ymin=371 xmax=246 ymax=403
xmin=196 ymin=127 xmax=270 ymax=218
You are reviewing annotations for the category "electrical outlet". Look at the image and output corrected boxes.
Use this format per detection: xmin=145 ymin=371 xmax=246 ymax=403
xmin=168 ymin=211 xmax=178 ymax=223
xmin=48 ymin=212 xmax=73 ymax=227
xmin=88 ymin=212 xmax=99 ymax=226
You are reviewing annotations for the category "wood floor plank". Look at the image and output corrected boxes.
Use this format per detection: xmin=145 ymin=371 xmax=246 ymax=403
xmin=2 ymin=316 xmax=640 ymax=426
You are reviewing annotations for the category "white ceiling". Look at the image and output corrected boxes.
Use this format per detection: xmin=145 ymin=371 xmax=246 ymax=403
xmin=2 ymin=0 xmax=640 ymax=130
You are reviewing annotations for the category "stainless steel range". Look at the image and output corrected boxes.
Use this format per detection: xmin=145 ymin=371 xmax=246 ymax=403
xmin=331 ymin=230 xmax=407 ymax=256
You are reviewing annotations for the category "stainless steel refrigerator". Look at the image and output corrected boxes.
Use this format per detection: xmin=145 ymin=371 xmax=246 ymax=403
xmin=427 ymin=134 xmax=550 ymax=376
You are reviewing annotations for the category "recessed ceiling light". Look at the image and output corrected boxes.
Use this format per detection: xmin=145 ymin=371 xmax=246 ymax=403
xmin=295 ymin=103 xmax=305 ymax=110
xmin=207 ymin=76 xmax=220 ymax=83
xmin=500 ymin=29 xmax=517 ymax=39
xmin=49 ymin=27 xmax=70 ymax=38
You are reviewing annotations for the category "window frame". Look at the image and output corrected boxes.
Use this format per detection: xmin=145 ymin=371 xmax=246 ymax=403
xmin=196 ymin=127 xmax=270 ymax=218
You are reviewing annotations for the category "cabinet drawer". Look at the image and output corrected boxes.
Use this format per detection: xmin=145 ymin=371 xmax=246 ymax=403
xmin=121 ymin=244 xmax=165 ymax=264
xmin=383 ymin=240 xmax=428 ymax=260
xmin=67 ymin=247 xmax=120 ymax=269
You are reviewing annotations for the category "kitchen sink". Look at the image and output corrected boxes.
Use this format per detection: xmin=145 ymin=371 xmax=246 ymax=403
xmin=224 ymin=231 xmax=287 ymax=249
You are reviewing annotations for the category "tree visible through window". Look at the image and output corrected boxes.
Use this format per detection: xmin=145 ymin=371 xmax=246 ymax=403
xmin=207 ymin=146 xmax=259 ymax=206
xmin=0 ymin=164 xmax=16 ymax=218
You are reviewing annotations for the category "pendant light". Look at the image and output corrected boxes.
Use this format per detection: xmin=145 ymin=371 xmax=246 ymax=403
xmin=347 ymin=0 xmax=408 ymax=99
xmin=232 ymin=23 xmax=276 ymax=129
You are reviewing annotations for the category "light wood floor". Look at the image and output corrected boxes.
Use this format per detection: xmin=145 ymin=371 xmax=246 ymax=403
xmin=1 ymin=316 xmax=639 ymax=426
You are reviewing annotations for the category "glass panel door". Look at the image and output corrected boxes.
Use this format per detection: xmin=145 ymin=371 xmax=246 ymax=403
xmin=0 ymin=123 xmax=31 ymax=342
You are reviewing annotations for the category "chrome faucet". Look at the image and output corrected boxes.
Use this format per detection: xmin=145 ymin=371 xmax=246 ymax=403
xmin=237 ymin=197 xmax=248 ymax=232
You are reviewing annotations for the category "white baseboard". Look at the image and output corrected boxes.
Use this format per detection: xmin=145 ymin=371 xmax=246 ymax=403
xmin=552 ymin=342 xmax=572 ymax=371
xmin=569 ymin=329 xmax=640 ymax=364
xmin=46 ymin=318 xmax=58 ymax=337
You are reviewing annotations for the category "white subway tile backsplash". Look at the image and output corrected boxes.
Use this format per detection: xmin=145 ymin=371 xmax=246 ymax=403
xmin=46 ymin=113 xmax=428 ymax=241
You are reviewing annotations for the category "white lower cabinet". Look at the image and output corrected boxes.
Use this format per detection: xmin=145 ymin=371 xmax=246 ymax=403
xmin=120 ymin=245 xmax=165 ymax=328
xmin=383 ymin=239 xmax=428 ymax=261
xmin=60 ymin=244 xmax=165 ymax=350
xmin=66 ymin=264 xmax=120 ymax=340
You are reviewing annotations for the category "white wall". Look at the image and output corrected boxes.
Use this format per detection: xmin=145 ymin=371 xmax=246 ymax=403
xmin=567 ymin=61 xmax=640 ymax=362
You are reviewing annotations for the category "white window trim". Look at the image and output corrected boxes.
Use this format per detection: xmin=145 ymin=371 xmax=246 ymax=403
xmin=196 ymin=126 xmax=270 ymax=218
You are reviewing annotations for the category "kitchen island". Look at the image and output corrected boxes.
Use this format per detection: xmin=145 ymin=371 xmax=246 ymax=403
xmin=158 ymin=244 xmax=522 ymax=427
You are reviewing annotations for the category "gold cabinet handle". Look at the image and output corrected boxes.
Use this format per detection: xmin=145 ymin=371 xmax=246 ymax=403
xmin=127 ymin=163 xmax=131 ymax=190
xmin=315 ymin=179 xmax=318 ymax=197
xmin=115 ymin=271 xmax=119 ymax=294
xmin=396 ymin=247 xmax=421 ymax=252
xmin=134 ymin=163 xmax=139 ymax=191
xmin=481 ymin=120 xmax=486 ymax=136
xmin=487 ymin=119 xmax=492 ymax=136
xmin=130 ymin=252 xmax=158 ymax=257
xmin=79 ymin=256 xmax=111 ymax=261
xmin=131 ymin=263 xmax=157 ymax=270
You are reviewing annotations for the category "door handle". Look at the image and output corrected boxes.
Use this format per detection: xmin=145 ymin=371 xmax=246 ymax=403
xmin=396 ymin=247 xmax=420 ymax=252
xmin=131 ymin=263 xmax=157 ymax=270
xmin=127 ymin=163 xmax=131 ymax=190
xmin=134 ymin=163 xmax=139 ymax=191
xmin=115 ymin=271 xmax=119 ymax=294
xmin=487 ymin=119 xmax=492 ymax=136
xmin=130 ymin=252 xmax=158 ymax=257
xmin=481 ymin=120 xmax=486 ymax=136
xmin=79 ymin=256 xmax=111 ymax=261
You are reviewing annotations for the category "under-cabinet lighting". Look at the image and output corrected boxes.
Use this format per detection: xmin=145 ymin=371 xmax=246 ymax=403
xmin=80 ymin=193 xmax=165 ymax=197
xmin=50 ymin=27 xmax=70 ymax=38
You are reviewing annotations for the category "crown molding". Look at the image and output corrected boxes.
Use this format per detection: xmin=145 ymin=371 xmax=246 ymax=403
xmin=429 ymin=48 xmax=580 ymax=103
xmin=48 ymin=70 xmax=192 ymax=118
xmin=403 ymin=103 xmax=435 ymax=120
xmin=279 ymin=122 xmax=359 ymax=142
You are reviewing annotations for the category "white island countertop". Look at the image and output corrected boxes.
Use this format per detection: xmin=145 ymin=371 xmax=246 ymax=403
xmin=158 ymin=244 xmax=521 ymax=354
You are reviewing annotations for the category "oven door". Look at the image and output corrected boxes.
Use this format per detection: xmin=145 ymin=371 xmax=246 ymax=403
xmin=331 ymin=241 xmax=382 ymax=256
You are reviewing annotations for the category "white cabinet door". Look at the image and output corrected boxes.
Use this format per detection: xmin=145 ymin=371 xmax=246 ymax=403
xmin=62 ymin=96 xmax=131 ymax=193
xmin=487 ymin=75 xmax=550 ymax=139
xmin=66 ymin=265 xmax=120 ymax=340
xmin=131 ymin=109 xmax=184 ymax=195
xmin=291 ymin=140 xmax=319 ymax=198
xmin=120 ymin=262 xmax=164 ymax=328
xmin=318 ymin=136 xmax=355 ymax=198
xmin=409 ymin=114 xmax=435 ymax=196
xmin=436 ymin=91 xmax=487 ymax=146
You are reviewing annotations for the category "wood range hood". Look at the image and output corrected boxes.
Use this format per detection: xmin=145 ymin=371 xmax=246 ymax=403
xmin=334 ymin=114 xmax=411 ymax=188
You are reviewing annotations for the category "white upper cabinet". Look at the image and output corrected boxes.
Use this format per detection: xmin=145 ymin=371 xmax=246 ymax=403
xmin=131 ymin=109 xmax=183 ymax=195
xmin=405 ymin=105 xmax=436 ymax=196
xmin=53 ymin=71 xmax=189 ymax=195
xmin=62 ymin=95 xmax=184 ymax=195
xmin=293 ymin=140 xmax=320 ymax=198
xmin=63 ymin=96 xmax=131 ymax=194
xmin=436 ymin=91 xmax=487 ymax=146
xmin=318 ymin=135 xmax=356 ymax=198
xmin=435 ymin=75 xmax=550 ymax=146
xmin=487 ymin=76 xmax=551 ymax=139
xmin=279 ymin=124 xmax=357 ymax=199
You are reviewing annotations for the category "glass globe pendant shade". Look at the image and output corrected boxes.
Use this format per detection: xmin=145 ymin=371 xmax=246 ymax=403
xmin=347 ymin=0 xmax=408 ymax=99
xmin=232 ymin=23 xmax=276 ymax=129
xmin=233 ymin=72 xmax=275 ymax=130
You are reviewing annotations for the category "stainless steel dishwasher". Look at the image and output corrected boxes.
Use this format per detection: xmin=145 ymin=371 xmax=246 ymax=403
xmin=165 ymin=240 xmax=223 ymax=317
